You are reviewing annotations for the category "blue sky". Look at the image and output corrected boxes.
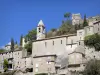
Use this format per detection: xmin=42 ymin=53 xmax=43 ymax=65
xmin=0 ymin=0 xmax=100 ymax=47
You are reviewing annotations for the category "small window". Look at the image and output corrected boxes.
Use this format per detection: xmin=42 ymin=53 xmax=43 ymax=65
xmin=53 ymin=41 xmax=54 ymax=45
xmin=18 ymin=62 xmax=19 ymax=65
xmin=39 ymin=28 xmax=41 ymax=32
xmin=61 ymin=40 xmax=62 ymax=44
xmin=79 ymin=42 xmax=80 ymax=45
xmin=79 ymin=32 xmax=82 ymax=35
xmin=18 ymin=52 xmax=19 ymax=55
xmin=25 ymin=61 xmax=26 ymax=65
xmin=89 ymin=28 xmax=90 ymax=31
xmin=71 ymin=45 xmax=72 ymax=48
xmin=80 ymin=37 xmax=81 ymax=40
xmin=98 ymin=28 xmax=99 ymax=31
xmin=45 ymin=42 xmax=47 ymax=47
xmin=71 ymin=40 xmax=73 ymax=44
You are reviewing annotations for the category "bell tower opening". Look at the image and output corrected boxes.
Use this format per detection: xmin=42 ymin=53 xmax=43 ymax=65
xmin=37 ymin=20 xmax=45 ymax=40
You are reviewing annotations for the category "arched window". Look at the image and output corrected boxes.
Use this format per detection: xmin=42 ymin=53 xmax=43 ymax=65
xmin=39 ymin=28 xmax=41 ymax=32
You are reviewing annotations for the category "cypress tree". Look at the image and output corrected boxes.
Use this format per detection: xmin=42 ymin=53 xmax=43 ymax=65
xmin=20 ymin=34 xmax=23 ymax=46
xmin=11 ymin=38 xmax=14 ymax=51
xmin=83 ymin=14 xmax=88 ymax=27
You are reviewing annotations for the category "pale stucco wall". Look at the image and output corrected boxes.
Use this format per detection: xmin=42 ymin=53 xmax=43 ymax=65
xmin=68 ymin=53 xmax=83 ymax=65
xmin=77 ymin=29 xmax=85 ymax=41
xmin=32 ymin=37 xmax=67 ymax=56
xmin=33 ymin=56 xmax=56 ymax=75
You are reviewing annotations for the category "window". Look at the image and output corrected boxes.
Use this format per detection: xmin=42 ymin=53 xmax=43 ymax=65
xmin=79 ymin=42 xmax=80 ymax=45
xmin=18 ymin=62 xmax=19 ymax=65
xmin=39 ymin=28 xmax=41 ymax=32
xmin=18 ymin=52 xmax=19 ymax=55
xmin=80 ymin=37 xmax=81 ymax=40
xmin=98 ymin=28 xmax=99 ymax=31
xmin=71 ymin=40 xmax=73 ymax=44
xmin=89 ymin=28 xmax=90 ymax=31
xmin=94 ymin=56 xmax=95 ymax=58
xmin=53 ymin=41 xmax=54 ymax=45
xmin=25 ymin=61 xmax=26 ymax=65
xmin=45 ymin=42 xmax=47 ymax=47
xmin=79 ymin=32 xmax=82 ymax=35
xmin=71 ymin=45 xmax=72 ymax=48
xmin=83 ymin=65 xmax=85 ymax=66
xmin=47 ymin=61 xmax=51 ymax=64
xmin=61 ymin=40 xmax=62 ymax=44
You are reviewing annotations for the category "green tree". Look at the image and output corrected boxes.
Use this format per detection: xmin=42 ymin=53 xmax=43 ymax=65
xmin=24 ymin=41 xmax=32 ymax=53
xmin=64 ymin=12 xmax=71 ymax=20
xmin=83 ymin=59 xmax=100 ymax=75
xmin=24 ymin=29 xmax=36 ymax=54
xmin=83 ymin=14 xmax=88 ymax=27
xmin=25 ymin=28 xmax=37 ymax=42
xmin=84 ymin=33 xmax=100 ymax=51
xmin=56 ymin=20 xmax=76 ymax=35
xmin=51 ymin=28 xmax=57 ymax=32
xmin=11 ymin=38 xmax=14 ymax=51
xmin=0 ymin=49 xmax=6 ymax=53
xmin=3 ymin=59 xmax=8 ymax=72
xmin=20 ymin=34 xmax=23 ymax=46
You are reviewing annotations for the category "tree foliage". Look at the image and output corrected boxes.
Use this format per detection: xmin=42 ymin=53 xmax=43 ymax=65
xmin=3 ymin=59 xmax=8 ymax=72
xmin=24 ymin=29 xmax=36 ymax=53
xmin=11 ymin=38 xmax=14 ymax=51
xmin=83 ymin=14 xmax=88 ymax=27
xmin=0 ymin=49 xmax=6 ymax=53
xmin=47 ymin=12 xmax=77 ymax=37
xmin=64 ymin=12 xmax=71 ymax=20
xmin=46 ymin=28 xmax=57 ymax=37
xmin=56 ymin=20 xmax=76 ymax=35
xmin=24 ymin=41 xmax=32 ymax=53
xmin=24 ymin=28 xmax=36 ymax=42
xmin=83 ymin=59 xmax=100 ymax=75
xmin=20 ymin=34 xmax=23 ymax=46
xmin=84 ymin=33 xmax=100 ymax=51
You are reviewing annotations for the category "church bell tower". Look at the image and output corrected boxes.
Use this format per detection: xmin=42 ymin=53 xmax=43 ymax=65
xmin=37 ymin=20 xmax=45 ymax=40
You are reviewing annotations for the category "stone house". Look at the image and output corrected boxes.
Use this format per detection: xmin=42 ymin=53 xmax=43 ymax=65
xmin=33 ymin=54 xmax=56 ymax=75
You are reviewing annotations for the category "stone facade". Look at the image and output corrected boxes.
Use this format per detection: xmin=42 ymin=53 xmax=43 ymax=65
xmin=33 ymin=55 xmax=56 ymax=75
xmin=72 ymin=13 xmax=83 ymax=25
xmin=0 ymin=48 xmax=32 ymax=73
xmin=32 ymin=19 xmax=100 ymax=75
